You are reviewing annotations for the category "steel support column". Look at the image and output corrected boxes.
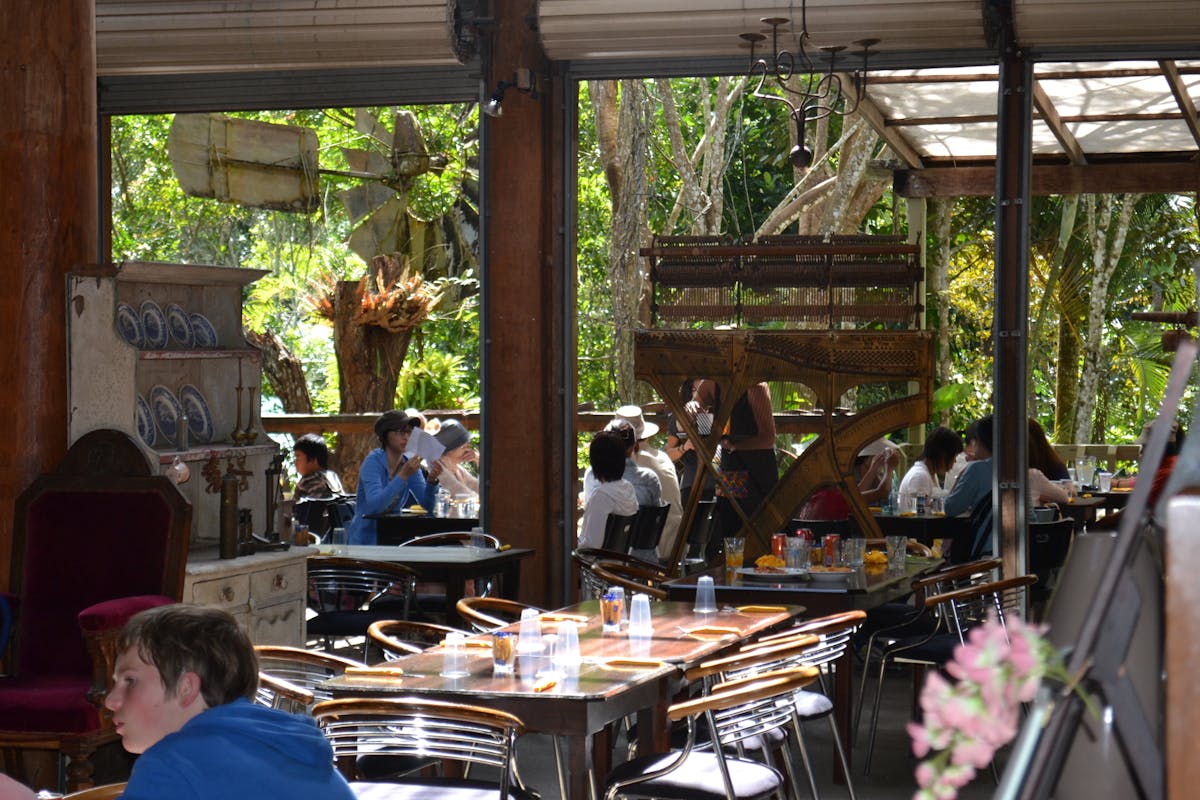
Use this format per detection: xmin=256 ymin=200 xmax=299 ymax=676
xmin=993 ymin=12 xmax=1032 ymax=579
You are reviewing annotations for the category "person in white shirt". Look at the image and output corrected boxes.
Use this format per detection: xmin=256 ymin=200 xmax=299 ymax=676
xmin=578 ymin=431 xmax=639 ymax=549
xmin=898 ymin=426 xmax=963 ymax=499
xmin=611 ymin=405 xmax=682 ymax=563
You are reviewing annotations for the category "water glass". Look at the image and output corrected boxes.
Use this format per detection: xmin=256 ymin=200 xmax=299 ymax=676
xmin=329 ymin=526 xmax=348 ymax=555
xmin=784 ymin=538 xmax=809 ymax=570
xmin=723 ymin=537 xmax=745 ymax=570
xmin=628 ymin=593 xmax=654 ymax=639
xmin=694 ymin=575 xmax=717 ymax=614
xmin=841 ymin=537 xmax=865 ymax=568
xmin=1078 ymin=456 xmax=1097 ymax=488
xmin=600 ymin=591 xmax=623 ymax=632
xmin=491 ymin=631 xmax=514 ymax=675
xmin=555 ymin=621 xmax=582 ymax=674
xmin=537 ymin=634 xmax=560 ymax=678
xmin=441 ymin=632 xmax=469 ymax=678
xmin=1097 ymin=471 xmax=1113 ymax=492
xmin=885 ymin=535 xmax=907 ymax=571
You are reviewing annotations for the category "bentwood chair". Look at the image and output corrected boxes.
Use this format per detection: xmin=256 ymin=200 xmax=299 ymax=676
xmin=306 ymin=556 xmax=421 ymax=660
xmin=592 ymin=559 xmax=670 ymax=601
xmin=574 ymin=548 xmax=664 ymax=599
xmin=254 ymin=645 xmax=364 ymax=710
xmin=313 ymin=697 xmax=538 ymax=799
xmin=367 ymin=619 xmax=473 ymax=661
xmin=860 ymin=574 xmax=1037 ymax=774
xmin=255 ymin=673 xmax=316 ymax=714
xmin=602 ymin=511 xmax=639 ymax=554
xmin=455 ymin=597 xmax=545 ymax=633
xmin=603 ymin=666 xmax=821 ymax=800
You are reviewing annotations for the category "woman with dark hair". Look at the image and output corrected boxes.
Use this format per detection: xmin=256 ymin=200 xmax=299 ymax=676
xmin=346 ymin=410 xmax=443 ymax=545
xmin=898 ymin=426 xmax=963 ymax=498
xmin=1027 ymin=418 xmax=1069 ymax=480
xmin=578 ymin=430 xmax=638 ymax=549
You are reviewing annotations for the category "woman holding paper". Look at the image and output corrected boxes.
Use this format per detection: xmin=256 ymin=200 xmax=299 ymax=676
xmin=346 ymin=409 xmax=444 ymax=545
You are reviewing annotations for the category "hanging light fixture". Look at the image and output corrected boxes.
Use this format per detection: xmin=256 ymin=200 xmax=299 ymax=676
xmin=740 ymin=1 xmax=878 ymax=167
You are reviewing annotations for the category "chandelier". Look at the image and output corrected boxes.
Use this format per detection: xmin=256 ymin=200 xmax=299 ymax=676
xmin=740 ymin=1 xmax=878 ymax=167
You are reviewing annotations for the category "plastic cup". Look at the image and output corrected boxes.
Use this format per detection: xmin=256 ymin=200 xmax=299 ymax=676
xmin=441 ymin=632 xmax=469 ymax=678
xmin=516 ymin=608 xmax=543 ymax=653
xmin=885 ymin=535 xmax=907 ymax=571
xmin=694 ymin=575 xmax=717 ymax=614
xmin=628 ymin=593 xmax=654 ymax=639
xmin=841 ymin=537 xmax=865 ymax=568
xmin=492 ymin=631 xmax=514 ymax=675
xmin=537 ymin=634 xmax=559 ymax=678
xmin=555 ymin=621 xmax=582 ymax=674
xmin=1098 ymin=471 xmax=1113 ymax=492
xmin=723 ymin=537 xmax=744 ymax=570
xmin=600 ymin=591 xmax=623 ymax=632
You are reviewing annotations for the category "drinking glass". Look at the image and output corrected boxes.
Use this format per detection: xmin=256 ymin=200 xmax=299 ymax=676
xmin=784 ymin=538 xmax=809 ymax=570
xmin=885 ymin=535 xmax=907 ymax=571
xmin=841 ymin=537 xmax=865 ymax=568
xmin=491 ymin=631 xmax=514 ymax=675
xmin=723 ymin=537 xmax=745 ymax=570
xmin=1078 ymin=456 xmax=1097 ymax=488
xmin=1097 ymin=471 xmax=1113 ymax=492
xmin=600 ymin=591 xmax=623 ymax=632
xmin=628 ymin=593 xmax=654 ymax=639
xmin=441 ymin=632 xmax=469 ymax=678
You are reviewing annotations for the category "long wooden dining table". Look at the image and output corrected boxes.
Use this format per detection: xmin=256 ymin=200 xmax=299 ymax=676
xmin=324 ymin=599 xmax=802 ymax=799
xmin=662 ymin=556 xmax=944 ymax=775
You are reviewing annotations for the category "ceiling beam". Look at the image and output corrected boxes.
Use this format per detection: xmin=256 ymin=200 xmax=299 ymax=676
xmin=894 ymin=161 xmax=1200 ymax=197
xmin=849 ymin=79 xmax=924 ymax=169
xmin=1032 ymin=78 xmax=1087 ymax=164
xmin=1160 ymin=59 xmax=1200 ymax=150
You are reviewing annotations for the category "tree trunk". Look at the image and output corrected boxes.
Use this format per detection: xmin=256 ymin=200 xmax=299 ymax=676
xmin=246 ymin=328 xmax=313 ymax=414
xmin=1054 ymin=310 xmax=1081 ymax=444
xmin=1074 ymin=193 xmax=1140 ymax=443
xmin=929 ymin=198 xmax=954 ymax=425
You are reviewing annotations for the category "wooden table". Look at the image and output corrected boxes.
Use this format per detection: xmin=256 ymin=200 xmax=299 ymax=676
xmin=314 ymin=543 xmax=533 ymax=626
xmin=1056 ymin=494 xmax=1107 ymax=531
xmin=326 ymin=600 xmax=801 ymax=799
xmin=365 ymin=512 xmax=482 ymax=545
xmin=663 ymin=557 xmax=943 ymax=775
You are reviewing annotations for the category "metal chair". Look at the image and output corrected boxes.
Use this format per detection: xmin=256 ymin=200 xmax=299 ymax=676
xmin=574 ymin=548 xmax=665 ymax=600
xmin=367 ymin=619 xmax=473 ymax=661
xmin=1027 ymin=518 xmax=1076 ymax=617
xmin=455 ymin=597 xmax=545 ymax=633
xmin=860 ymin=573 xmax=1037 ymax=774
xmin=62 ymin=783 xmax=128 ymax=800
xmin=629 ymin=504 xmax=671 ymax=557
xmin=679 ymin=498 xmax=719 ymax=574
xmin=254 ymin=645 xmax=364 ymax=711
xmin=305 ymin=556 xmax=421 ymax=660
xmin=602 ymin=666 xmax=820 ymax=800
xmin=398 ymin=531 xmax=502 ymax=549
xmin=313 ymin=697 xmax=537 ymax=799
xmin=255 ymin=672 xmax=316 ymax=714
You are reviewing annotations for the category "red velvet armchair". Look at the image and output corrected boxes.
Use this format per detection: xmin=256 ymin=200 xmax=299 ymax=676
xmin=0 ymin=430 xmax=191 ymax=791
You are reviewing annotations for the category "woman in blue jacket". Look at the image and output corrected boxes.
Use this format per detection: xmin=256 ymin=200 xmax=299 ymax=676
xmin=346 ymin=409 xmax=443 ymax=545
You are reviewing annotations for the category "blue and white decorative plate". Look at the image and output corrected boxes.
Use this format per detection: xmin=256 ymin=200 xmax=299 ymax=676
xmin=140 ymin=301 xmax=168 ymax=349
xmin=134 ymin=393 xmax=156 ymax=448
xmin=116 ymin=303 xmax=144 ymax=348
xmin=190 ymin=312 xmax=218 ymax=348
xmin=179 ymin=383 xmax=214 ymax=443
xmin=149 ymin=384 xmax=182 ymax=443
xmin=165 ymin=303 xmax=194 ymax=348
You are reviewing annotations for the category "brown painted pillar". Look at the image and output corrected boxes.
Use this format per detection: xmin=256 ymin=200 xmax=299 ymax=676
xmin=480 ymin=0 xmax=569 ymax=607
xmin=0 ymin=1 xmax=97 ymax=586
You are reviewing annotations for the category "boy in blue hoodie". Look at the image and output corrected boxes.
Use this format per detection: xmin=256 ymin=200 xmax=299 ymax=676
xmin=105 ymin=605 xmax=356 ymax=800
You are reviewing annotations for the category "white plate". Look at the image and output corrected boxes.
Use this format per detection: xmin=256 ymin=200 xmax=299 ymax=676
xmin=190 ymin=312 xmax=218 ymax=348
xmin=807 ymin=568 xmax=854 ymax=583
xmin=736 ymin=567 xmax=809 ymax=581
xmin=140 ymin=301 xmax=168 ymax=349
xmin=149 ymin=385 xmax=182 ymax=443
xmin=166 ymin=303 xmax=194 ymax=347
xmin=116 ymin=303 xmax=144 ymax=348
xmin=134 ymin=393 xmax=155 ymax=448
xmin=179 ymin=384 xmax=214 ymax=443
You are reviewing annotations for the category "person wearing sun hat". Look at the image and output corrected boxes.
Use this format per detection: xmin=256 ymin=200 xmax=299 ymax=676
xmin=345 ymin=409 xmax=444 ymax=545
xmin=612 ymin=404 xmax=683 ymax=562
xmin=433 ymin=419 xmax=479 ymax=500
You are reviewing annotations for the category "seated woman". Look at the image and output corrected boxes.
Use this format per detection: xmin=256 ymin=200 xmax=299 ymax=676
xmin=578 ymin=430 xmax=638 ymax=550
xmin=433 ymin=419 xmax=479 ymax=500
xmin=293 ymin=433 xmax=345 ymax=498
xmin=898 ymin=426 xmax=962 ymax=498
xmin=1028 ymin=418 xmax=1070 ymax=481
xmin=346 ymin=410 xmax=444 ymax=545
xmin=799 ymin=438 xmax=900 ymax=520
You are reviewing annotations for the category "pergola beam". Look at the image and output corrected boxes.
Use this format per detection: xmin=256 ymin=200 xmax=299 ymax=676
xmin=895 ymin=160 xmax=1200 ymax=197
xmin=1160 ymin=59 xmax=1200 ymax=150
xmin=1032 ymin=79 xmax=1087 ymax=165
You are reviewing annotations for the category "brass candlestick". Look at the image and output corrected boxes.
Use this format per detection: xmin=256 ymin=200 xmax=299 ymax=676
xmin=231 ymin=383 xmax=248 ymax=445
xmin=241 ymin=386 xmax=259 ymax=445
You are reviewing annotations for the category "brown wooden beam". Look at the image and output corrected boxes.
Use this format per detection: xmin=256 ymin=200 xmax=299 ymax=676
xmin=852 ymin=79 xmax=924 ymax=169
xmin=0 ymin=0 xmax=97 ymax=588
xmin=1032 ymin=79 xmax=1086 ymax=165
xmin=895 ymin=161 xmax=1200 ymax=197
xmin=1161 ymin=60 xmax=1200 ymax=150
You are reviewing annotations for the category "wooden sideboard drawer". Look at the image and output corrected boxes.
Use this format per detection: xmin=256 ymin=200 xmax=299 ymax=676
xmin=190 ymin=574 xmax=250 ymax=608
xmin=250 ymin=562 xmax=305 ymax=603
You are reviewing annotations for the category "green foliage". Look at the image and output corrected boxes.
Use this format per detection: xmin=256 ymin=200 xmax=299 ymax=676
xmin=396 ymin=349 xmax=479 ymax=411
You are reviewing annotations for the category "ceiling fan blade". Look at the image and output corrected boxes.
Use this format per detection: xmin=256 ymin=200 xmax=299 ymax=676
xmin=340 ymin=147 xmax=391 ymax=179
xmin=347 ymin=195 xmax=408 ymax=264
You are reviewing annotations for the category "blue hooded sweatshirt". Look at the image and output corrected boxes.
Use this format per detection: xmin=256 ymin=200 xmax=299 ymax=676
xmin=119 ymin=698 xmax=355 ymax=800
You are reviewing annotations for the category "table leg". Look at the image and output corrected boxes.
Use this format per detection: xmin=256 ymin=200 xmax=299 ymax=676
xmin=564 ymin=727 xmax=596 ymax=800
xmin=444 ymin=567 xmax=468 ymax=627
xmin=834 ymin=647 xmax=852 ymax=783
